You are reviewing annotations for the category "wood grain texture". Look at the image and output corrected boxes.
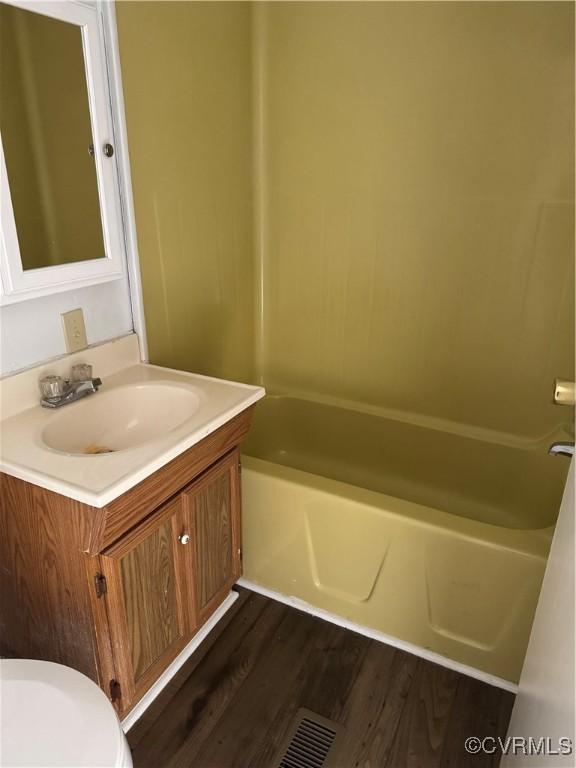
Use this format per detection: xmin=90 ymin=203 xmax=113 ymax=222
xmin=0 ymin=473 xmax=99 ymax=681
xmin=129 ymin=591 xmax=288 ymax=768
xmin=185 ymin=449 xmax=242 ymax=626
xmin=121 ymin=520 xmax=180 ymax=680
xmin=126 ymin=587 xmax=253 ymax=750
xmin=440 ymin=674 xmax=514 ymax=767
xmin=0 ymin=407 xmax=252 ymax=717
xmin=84 ymin=555 xmax=118 ymax=693
xmin=0 ymin=408 xmax=252 ymax=557
xmin=194 ymin=603 xmax=366 ymax=768
xmin=129 ymin=588 xmax=515 ymax=768
xmin=195 ymin=472 xmax=231 ymax=607
xmin=384 ymin=660 xmax=460 ymax=768
xmin=100 ymin=495 xmax=192 ymax=710
xmin=98 ymin=407 xmax=253 ymax=551
xmin=337 ymin=641 xmax=417 ymax=766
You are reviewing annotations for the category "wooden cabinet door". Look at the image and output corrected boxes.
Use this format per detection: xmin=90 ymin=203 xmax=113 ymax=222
xmin=184 ymin=449 xmax=242 ymax=627
xmin=99 ymin=494 xmax=196 ymax=709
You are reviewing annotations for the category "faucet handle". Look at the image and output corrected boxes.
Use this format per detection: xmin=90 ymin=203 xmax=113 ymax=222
xmin=71 ymin=363 xmax=93 ymax=382
xmin=553 ymin=379 xmax=575 ymax=407
xmin=39 ymin=375 xmax=65 ymax=399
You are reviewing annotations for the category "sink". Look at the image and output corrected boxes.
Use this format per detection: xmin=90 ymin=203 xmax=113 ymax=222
xmin=0 ymin=347 xmax=265 ymax=506
xmin=41 ymin=383 xmax=201 ymax=455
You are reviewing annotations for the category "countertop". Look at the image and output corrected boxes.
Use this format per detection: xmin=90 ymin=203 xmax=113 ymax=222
xmin=0 ymin=337 xmax=264 ymax=507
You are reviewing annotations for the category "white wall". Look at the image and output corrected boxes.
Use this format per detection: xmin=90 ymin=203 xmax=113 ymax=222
xmin=0 ymin=275 xmax=133 ymax=376
xmin=502 ymin=461 xmax=575 ymax=767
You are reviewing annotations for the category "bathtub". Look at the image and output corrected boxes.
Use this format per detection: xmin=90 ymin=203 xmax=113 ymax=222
xmin=241 ymin=395 xmax=569 ymax=684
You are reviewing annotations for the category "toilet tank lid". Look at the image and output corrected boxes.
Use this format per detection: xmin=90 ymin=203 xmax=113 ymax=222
xmin=0 ymin=659 xmax=126 ymax=768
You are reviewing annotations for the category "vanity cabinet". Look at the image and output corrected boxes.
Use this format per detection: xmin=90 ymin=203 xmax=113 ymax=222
xmin=99 ymin=451 xmax=241 ymax=708
xmin=186 ymin=452 xmax=242 ymax=625
xmin=0 ymin=408 xmax=251 ymax=718
xmin=100 ymin=494 xmax=195 ymax=708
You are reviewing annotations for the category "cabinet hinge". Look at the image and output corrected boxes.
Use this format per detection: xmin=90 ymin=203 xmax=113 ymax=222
xmin=109 ymin=679 xmax=122 ymax=702
xmin=94 ymin=573 xmax=107 ymax=598
xmin=238 ymin=547 xmax=243 ymax=562
xmin=238 ymin=459 xmax=242 ymax=474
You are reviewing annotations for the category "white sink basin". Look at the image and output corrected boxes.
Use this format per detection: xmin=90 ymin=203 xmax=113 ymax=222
xmin=41 ymin=383 xmax=200 ymax=455
xmin=0 ymin=344 xmax=265 ymax=506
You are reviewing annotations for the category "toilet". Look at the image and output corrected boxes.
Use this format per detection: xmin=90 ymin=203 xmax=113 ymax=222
xmin=1 ymin=659 xmax=132 ymax=767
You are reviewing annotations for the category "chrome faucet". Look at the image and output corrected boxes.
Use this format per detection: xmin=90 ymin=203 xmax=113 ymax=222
xmin=549 ymin=442 xmax=575 ymax=458
xmin=40 ymin=364 xmax=102 ymax=409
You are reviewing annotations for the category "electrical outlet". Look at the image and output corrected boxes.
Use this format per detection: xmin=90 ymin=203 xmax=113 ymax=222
xmin=61 ymin=308 xmax=88 ymax=353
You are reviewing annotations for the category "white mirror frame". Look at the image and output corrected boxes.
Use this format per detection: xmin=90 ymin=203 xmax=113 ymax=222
xmin=0 ymin=0 xmax=126 ymax=305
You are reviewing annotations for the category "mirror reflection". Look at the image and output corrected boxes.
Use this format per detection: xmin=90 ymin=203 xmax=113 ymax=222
xmin=0 ymin=3 xmax=105 ymax=270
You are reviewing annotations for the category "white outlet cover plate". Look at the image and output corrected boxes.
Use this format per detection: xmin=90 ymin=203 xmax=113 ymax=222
xmin=61 ymin=308 xmax=87 ymax=353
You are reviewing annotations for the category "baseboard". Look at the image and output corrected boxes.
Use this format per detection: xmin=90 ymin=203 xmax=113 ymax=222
xmin=121 ymin=590 xmax=239 ymax=732
xmin=238 ymin=577 xmax=518 ymax=694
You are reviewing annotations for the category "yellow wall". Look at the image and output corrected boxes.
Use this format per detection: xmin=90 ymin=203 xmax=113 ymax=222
xmin=260 ymin=1 xmax=574 ymax=440
xmin=116 ymin=1 xmax=256 ymax=383
xmin=118 ymin=1 xmax=574 ymax=440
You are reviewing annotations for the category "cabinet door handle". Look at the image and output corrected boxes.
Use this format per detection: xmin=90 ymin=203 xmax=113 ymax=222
xmin=178 ymin=533 xmax=191 ymax=545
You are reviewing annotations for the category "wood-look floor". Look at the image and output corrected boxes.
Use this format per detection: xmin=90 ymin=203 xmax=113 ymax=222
xmin=128 ymin=588 xmax=514 ymax=768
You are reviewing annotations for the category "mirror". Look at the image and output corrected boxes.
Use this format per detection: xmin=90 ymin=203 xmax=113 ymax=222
xmin=0 ymin=0 xmax=126 ymax=304
xmin=0 ymin=3 xmax=105 ymax=269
